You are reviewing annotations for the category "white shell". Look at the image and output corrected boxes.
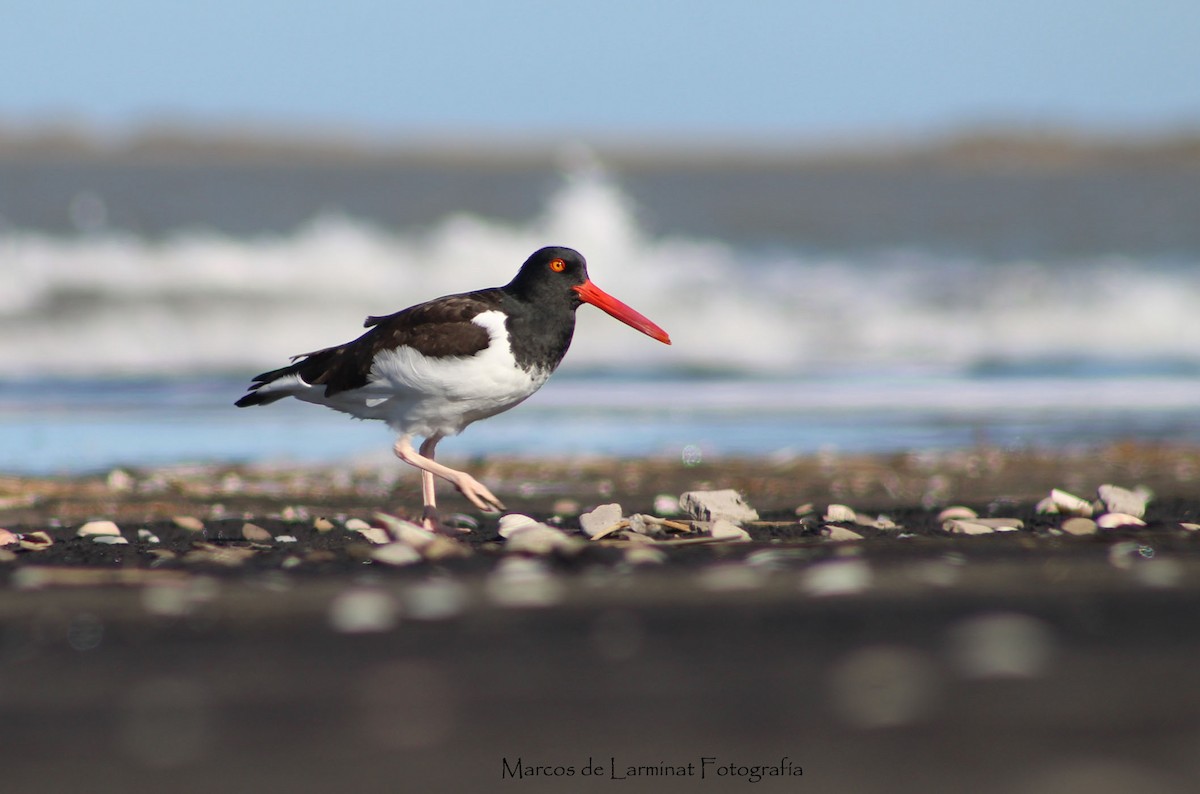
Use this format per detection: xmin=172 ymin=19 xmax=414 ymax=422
xmin=823 ymin=525 xmax=864 ymax=542
xmin=497 ymin=514 xmax=540 ymax=538
xmin=824 ymin=504 xmax=859 ymax=523
xmin=943 ymin=520 xmax=995 ymax=535
xmin=1097 ymin=512 xmax=1147 ymax=529
xmin=77 ymin=520 xmax=121 ymax=537
xmin=937 ymin=506 xmax=978 ymax=522
xmin=1050 ymin=489 xmax=1093 ymax=517
xmin=1097 ymin=484 xmax=1148 ymax=518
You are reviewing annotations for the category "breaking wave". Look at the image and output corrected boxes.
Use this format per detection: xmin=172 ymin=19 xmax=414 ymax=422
xmin=2 ymin=162 xmax=1197 ymax=377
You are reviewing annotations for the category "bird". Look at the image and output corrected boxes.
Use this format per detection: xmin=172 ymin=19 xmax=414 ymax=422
xmin=235 ymin=246 xmax=671 ymax=531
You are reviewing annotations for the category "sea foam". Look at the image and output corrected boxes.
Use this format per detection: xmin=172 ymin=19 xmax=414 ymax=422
xmin=2 ymin=163 xmax=1197 ymax=377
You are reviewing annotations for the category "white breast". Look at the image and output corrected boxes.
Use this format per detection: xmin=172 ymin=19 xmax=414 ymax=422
xmin=310 ymin=310 xmax=551 ymax=438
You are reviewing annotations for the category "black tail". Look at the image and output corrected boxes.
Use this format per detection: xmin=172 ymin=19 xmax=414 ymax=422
xmin=234 ymin=362 xmax=303 ymax=407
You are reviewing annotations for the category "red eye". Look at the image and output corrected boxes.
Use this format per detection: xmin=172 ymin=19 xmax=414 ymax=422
xmin=549 ymin=258 xmax=566 ymax=272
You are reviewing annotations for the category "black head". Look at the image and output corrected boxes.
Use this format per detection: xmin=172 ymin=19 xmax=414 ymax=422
xmin=504 ymin=246 xmax=671 ymax=345
xmin=505 ymin=246 xmax=590 ymax=303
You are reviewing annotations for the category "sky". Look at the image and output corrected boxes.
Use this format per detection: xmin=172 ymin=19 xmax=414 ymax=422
xmin=2 ymin=0 xmax=1198 ymax=142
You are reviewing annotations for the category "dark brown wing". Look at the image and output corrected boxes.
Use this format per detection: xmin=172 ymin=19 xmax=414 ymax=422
xmin=288 ymin=292 xmax=498 ymax=396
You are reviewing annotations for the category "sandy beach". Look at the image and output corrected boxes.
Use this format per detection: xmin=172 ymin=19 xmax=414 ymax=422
xmin=1 ymin=444 xmax=1199 ymax=792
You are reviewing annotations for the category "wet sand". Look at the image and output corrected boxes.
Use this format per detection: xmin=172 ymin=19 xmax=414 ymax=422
xmin=2 ymin=444 xmax=1200 ymax=793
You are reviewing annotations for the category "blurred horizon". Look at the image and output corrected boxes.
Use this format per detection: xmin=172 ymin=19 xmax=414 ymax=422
xmin=3 ymin=1 xmax=1197 ymax=143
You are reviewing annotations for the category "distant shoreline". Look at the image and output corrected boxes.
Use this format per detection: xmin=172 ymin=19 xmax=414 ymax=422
xmin=2 ymin=122 xmax=1199 ymax=170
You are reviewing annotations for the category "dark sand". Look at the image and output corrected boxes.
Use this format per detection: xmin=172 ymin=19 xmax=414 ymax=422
xmin=2 ymin=444 xmax=1199 ymax=793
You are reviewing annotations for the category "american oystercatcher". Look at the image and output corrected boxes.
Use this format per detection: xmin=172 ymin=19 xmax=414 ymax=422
xmin=235 ymin=246 xmax=671 ymax=528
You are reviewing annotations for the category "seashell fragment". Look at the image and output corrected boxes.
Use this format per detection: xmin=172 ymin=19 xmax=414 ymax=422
xmin=938 ymin=506 xmax=978 ymax=522
xmin=709 ymin=519 xmax=751 ymax=542
xmin=943 ymin=520 xmax=995 ymax=535
xmin=497 ymin=513 xmax=539 ymax=538
xmin=374 ymin=513 xmax=437 ymax=546
xmin=77 ymin=520 xmax=121 ymax=537
xmin=680 ymin=489 xmax=758 ymax=524
xmin=822 ymin=525 xmax=864 ymax=542
xmin=18 ymin=531 xmax=54 ymax=550
xmin=1097 ymin=512 xmax=1147 ymax=529
xmin=1049 ymin=489 xmax=1093 ymax=517
xmin=824 ymin=504 xmax=858 ymax=523
xmin=350 ymin=524 xmax=390 ymax=545
xmin=1097 ymin=484 xmax=1148 ymax=519
xmin=972 ymin=518 xmax=1024 ymax=531
xmin=579 ymin=503 xmax=624 ymax=538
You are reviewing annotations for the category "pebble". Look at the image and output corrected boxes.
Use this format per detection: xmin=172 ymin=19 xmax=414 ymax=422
xmin=275 ymin=535 xmax=298 ymax=543
xmin=579 ymin=503 xmax=624 ymax=538
xmin=343 ymin=518 xmax=372 ymax=531
xmin=823 ymin=525 xmax=865 ymax=542
xmin=137 ymin=528 xmax=161 ymax=543
xmin=680 ymin=489 xmax=759 ymax=524
xmin=77 ymin=520 xmax=121 ymax=537
xmin=1181 ymin=523 xmax=1200 ymax=532
xmin=937 ymin=506 xmax=978 ymax=522
xmin=497 ymin=513 xmax=540 ymax=538
xmin=1097 ymin=484 xmax=1148 ymax=518
xmin=370 ymin=542 xmax=423 ymax=566
xmin=241 ymin=522 xmax=273 ymax=543
xmin=709 ymin=519 xmax=751 ymax=542
xmin=93 ymin=535 xmax=130 ymax=545
xmin=313 ymin=517 xmax=335 ymax=533
xmin=172 ymin=516 xmax=206 ymax=532
xmin=1097 ymin=512 xmax=1147 ymax=529
xmin=1061 ymin=517 xmax=1099 ymax=536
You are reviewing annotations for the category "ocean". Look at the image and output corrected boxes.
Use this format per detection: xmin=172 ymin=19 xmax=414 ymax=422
xmin=2 ymin=137 xmax=1198 ymax=474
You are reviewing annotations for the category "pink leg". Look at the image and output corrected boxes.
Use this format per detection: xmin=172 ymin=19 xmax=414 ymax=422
xmin=393 ymin=434 xmax=506 ymax=518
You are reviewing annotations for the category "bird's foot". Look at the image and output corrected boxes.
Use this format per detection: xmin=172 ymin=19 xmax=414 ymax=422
xmin=452 ymin=474 xmax=506 ymax=514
